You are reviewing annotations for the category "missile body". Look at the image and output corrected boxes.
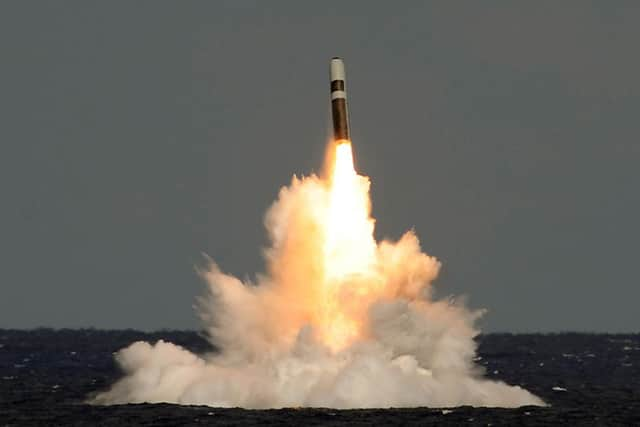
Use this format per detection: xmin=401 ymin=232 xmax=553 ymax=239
xmin=330 ymin=58 xmax=350 ymax=142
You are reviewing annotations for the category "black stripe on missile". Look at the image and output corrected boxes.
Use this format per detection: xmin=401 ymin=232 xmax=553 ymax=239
xmin=331 ymin=80 xmax=345 ymax=91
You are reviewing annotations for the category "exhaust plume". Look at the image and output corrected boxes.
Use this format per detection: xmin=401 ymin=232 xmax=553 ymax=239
xmin=92 ymin=142 xmax=544 ymax=408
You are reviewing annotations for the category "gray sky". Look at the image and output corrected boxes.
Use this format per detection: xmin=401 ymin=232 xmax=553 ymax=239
xmin=1 ymin=2 xmax=638 ymax=332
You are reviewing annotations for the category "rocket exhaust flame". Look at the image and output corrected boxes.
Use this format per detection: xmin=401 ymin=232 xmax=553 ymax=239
xmin=91 ymin=59 xmax=544 ymax=409
xmin=320 ymin=141 xmax=378 ymax=350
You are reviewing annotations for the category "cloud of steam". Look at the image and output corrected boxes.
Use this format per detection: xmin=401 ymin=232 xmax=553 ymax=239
xmin=92 ymin=173 xmax=544 ymax=408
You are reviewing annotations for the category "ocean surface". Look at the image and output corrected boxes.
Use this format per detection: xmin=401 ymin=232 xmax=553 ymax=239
xmin=1 ymin=330 xmax=638 ymax=426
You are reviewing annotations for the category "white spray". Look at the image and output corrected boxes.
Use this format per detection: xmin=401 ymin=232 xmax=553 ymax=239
xmin=93 ymin=142 xmax=544 ymax=408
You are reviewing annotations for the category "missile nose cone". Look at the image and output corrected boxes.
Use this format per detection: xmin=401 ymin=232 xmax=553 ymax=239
xmin=330 ymin=58 xmax=346 ymax=82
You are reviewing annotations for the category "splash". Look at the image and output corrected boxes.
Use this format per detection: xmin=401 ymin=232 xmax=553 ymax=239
xmin=92 ymin=140 xmax=544 ymax=408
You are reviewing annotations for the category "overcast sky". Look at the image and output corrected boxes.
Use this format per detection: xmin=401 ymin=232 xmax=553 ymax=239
xmin=1 ymin=2 xmax=638 ymax=332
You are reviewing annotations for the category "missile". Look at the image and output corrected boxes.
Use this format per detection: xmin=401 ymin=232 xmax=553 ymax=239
xmin=330 ymin=57 xmax=350 ymax=142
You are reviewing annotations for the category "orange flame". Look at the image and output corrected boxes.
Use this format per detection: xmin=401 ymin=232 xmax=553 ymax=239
xmin=317 ymin=140 xmax=381 ymax=350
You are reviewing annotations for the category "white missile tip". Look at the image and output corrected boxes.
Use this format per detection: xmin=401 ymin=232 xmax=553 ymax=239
xmin=330 ymin=58 xmax=346 ymax=82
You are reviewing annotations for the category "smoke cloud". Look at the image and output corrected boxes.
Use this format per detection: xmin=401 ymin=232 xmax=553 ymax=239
xmin=92 ymin=169 xmax=544 ymax=408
